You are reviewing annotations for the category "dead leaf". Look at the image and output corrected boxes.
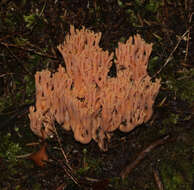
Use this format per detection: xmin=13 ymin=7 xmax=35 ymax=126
xmin=29 ymin=142 xmax=48 ymax=167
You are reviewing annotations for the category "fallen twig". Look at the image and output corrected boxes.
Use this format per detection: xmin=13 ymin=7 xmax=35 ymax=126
xmin=52 ymin=125 xmax=71 ymax=169
xmin=0 ymin=41 xmax=58 ymax=60
xmin=52 ymin=125 xmax=80 ymax=185
xmin=153 ymin=168 xmax=164 ymax=190
xmin=16 ymin=153 xmax=32 ymax=159
xmin=3 ymin=43 xmax=33 ymax=76
xmin=43 ymin=156 xmax=80 ymax=186
xmin=153 ymin=29 xmax=189 ymax=78
xmin=60 ymin=161 xmax=80 ymax=185
xmin=184 ymin=12 xmax=193 ymax=63
xmin=120 ymin=135 xmax=171 ymax=179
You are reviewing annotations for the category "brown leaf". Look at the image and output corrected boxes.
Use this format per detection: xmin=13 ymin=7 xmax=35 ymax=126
xmin=29 ymin=142 xmax=48 ymax=167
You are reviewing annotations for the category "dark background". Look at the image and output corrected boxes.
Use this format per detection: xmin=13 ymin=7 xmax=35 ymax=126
xmin=0 ymin=0 xmax=193 ymax=189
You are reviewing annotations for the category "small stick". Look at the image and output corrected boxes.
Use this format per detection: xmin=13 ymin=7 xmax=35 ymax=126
xmin=153 ymin=168 xmax=164 ymax=190
xmin=52 ymin=125 xmax=72 ymax=170
xmin=0 ymin=41 xmax=57 ymax=60
xmin=44 ymin=158 xmax=80 ymax=186
xmin=16 ymin=153 xmax=32 ymax=158
xmin=184 ymin=12 xmax=193 ymax=63
xmin=3 ymin=43 xmax=32 ymax=76
xmin=153 ymin=29 xmax=189 ymax=78
xmin=120 ymin=135 xmax=170 ymax=179
xmin=60 ymin=161 xmax=79 ymax=185
xmin=52 ymin=125 xmax=79 ymax=185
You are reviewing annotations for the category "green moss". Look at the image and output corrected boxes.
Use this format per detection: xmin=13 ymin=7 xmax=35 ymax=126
xmin=160 ymin=159 xmax=193 ymax=190
xmin=77 ymin=149 xmax=103 ymax=176
xmin=0 ymin=133 xmax=22 ymax=162
xmin=164 ymin=68 xmax=194 ymax=104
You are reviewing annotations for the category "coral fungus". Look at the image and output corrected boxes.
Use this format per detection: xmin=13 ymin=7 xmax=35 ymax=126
xmin=29 ymin=26 xmax=160 ymax=151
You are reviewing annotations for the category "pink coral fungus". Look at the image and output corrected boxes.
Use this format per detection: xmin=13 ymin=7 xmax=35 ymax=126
xmin=29 ymin=26 xmax=160 ymax=151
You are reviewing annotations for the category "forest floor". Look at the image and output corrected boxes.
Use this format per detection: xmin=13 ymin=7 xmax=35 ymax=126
xmin=0 ymin=1 xmax=193 ymax=189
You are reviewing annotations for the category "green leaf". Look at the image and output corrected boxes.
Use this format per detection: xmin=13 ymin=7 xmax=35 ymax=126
xmin=24 ymin=14 xmax=36 ymax=29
